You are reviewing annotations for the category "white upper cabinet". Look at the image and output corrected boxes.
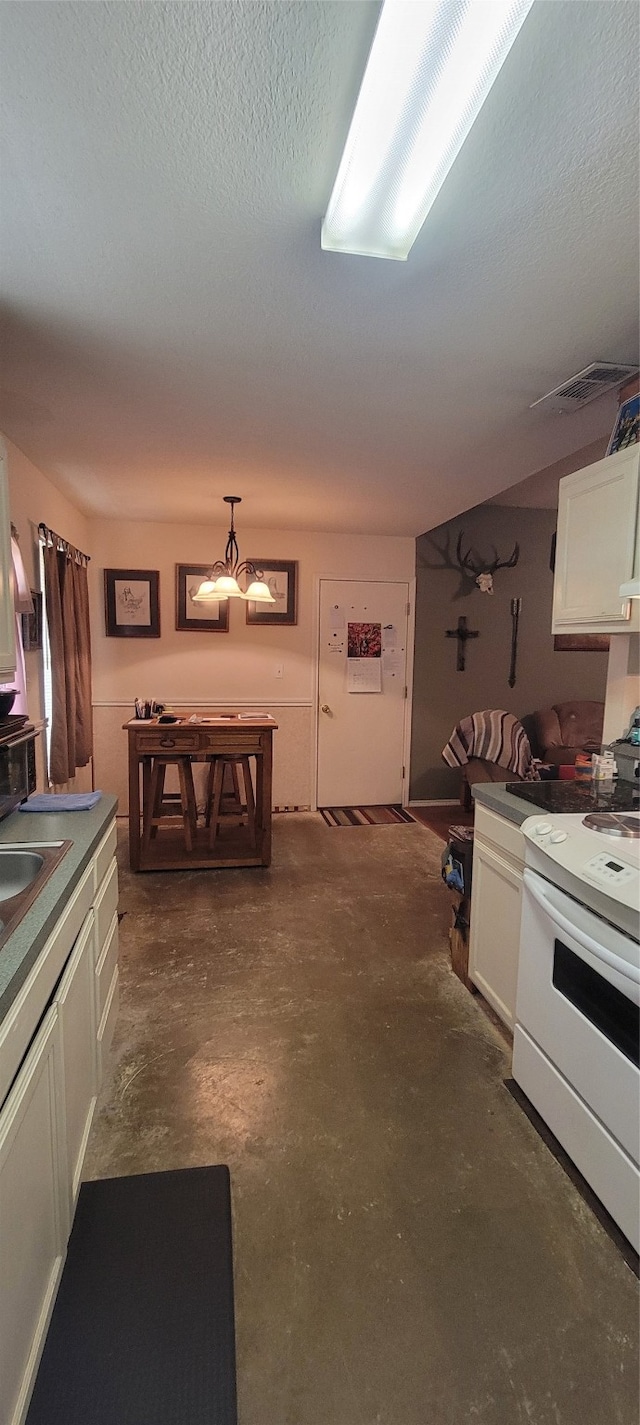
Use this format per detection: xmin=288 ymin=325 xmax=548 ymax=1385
xmin=0 ymin=443 xmax=16 ymax=682
xmin=552 ymin=445 xmax=639 ymax=633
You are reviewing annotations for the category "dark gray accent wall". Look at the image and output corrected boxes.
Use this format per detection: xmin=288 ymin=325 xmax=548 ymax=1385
xmin=409 ymin=504 xmax=609 ymax=801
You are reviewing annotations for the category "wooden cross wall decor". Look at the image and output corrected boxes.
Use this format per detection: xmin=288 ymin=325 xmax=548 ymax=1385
xmin=445 ymin=615 xmax=479 ymax=671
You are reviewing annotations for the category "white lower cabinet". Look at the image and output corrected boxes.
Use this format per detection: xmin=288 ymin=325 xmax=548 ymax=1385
xmin=0 ymin=820 xmax=119 ymax=1425
xmin=0 ymin=1008 xmax=68 ymax=1425
xmin=469 ymin=805 xmax=524 ymax=1030
xmin=57 ymin=911 xmax=98 ymax=1213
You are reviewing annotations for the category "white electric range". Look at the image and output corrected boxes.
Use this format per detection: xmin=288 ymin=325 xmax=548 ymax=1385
xmin=513 ymin=810 xmax=640 ymax=1251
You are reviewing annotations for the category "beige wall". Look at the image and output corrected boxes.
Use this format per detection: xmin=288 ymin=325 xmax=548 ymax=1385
xmin=4 ymin=434 xmax=92 ymax=790
xmin=3 ymin=435 xmax=414 ymax=808
xmin=3 ymin=433 xmax=414 ymax=806
xmin=486 ymin=437 xmax=608 ymax=508
xmin=88 ymin=519 xmax=414 ymax=811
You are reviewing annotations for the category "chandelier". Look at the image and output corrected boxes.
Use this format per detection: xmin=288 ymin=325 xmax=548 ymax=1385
xmin=192 ymin=496 xmax=275 ymax=603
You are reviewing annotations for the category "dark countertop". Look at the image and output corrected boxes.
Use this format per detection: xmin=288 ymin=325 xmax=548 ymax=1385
xmin=472 ymin=779 xmax=639 ymax=827
xmin=0 ymin=795 xmax=118 ymax=1024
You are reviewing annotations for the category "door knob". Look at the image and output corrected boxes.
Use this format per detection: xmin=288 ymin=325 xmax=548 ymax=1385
xmin=321 ymin=704 xmax=332 ymax=714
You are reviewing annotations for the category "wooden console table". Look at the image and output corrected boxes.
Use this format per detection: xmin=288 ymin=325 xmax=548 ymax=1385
xmin=123 ymin=715 xmax=278 ymax=872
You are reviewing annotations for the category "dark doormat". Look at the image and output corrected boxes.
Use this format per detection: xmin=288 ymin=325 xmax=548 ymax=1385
xmin=26 ymin=1165 xmax=238 ymax=1425
xmin=319 ymin=804 xmax=416 ymax=826
xmin=504 ymin=1079 xmax=639 ymax=1277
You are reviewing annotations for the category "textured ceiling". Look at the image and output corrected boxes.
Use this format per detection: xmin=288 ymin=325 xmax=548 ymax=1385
xmin=0 ymin=0 xmax=638 ymax=535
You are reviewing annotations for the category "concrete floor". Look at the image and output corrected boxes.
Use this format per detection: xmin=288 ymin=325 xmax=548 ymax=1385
xmin=85 ymin=814 xmax=639 ymax=1425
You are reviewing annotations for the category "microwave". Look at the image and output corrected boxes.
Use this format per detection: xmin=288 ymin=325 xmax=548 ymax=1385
xmin=0 ymin=721 xmax=38 ymax=822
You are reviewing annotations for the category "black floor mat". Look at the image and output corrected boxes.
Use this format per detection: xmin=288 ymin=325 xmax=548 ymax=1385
xmin=26 ymin=1165 xmax=237 ymax=1425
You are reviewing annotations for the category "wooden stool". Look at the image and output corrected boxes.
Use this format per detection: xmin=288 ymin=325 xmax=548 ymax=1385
xmin=142 ymin=756 xmax=198 ymax=855
xmin=204 ymin=755 xmax=257 ymax=851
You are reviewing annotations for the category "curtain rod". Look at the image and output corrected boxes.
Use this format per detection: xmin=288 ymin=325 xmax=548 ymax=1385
xmin=38 ymin=522 xmax=90 ymax=564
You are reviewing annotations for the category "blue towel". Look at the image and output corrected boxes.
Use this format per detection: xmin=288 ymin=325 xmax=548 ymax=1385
xmin=20 ymin=791 xmax=103 ymax=813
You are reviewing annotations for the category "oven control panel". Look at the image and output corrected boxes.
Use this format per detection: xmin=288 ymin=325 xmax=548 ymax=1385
xmin=583 ymin=852 xmax=637 ymax=889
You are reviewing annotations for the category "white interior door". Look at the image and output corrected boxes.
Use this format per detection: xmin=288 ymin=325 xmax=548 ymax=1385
xmin=317 ymin=580 xmax=409 ymax=807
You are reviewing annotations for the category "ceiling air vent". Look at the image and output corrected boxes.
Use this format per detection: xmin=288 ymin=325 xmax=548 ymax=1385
xmin=530 ymin=362 xmax=639 ymax=413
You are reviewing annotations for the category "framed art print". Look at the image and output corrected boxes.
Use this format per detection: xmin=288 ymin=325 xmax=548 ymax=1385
xmin=175 ymin=564 xmax=229 ymax=632
xmin=245 ymin=560 xmax=298 ymax=625
xmin=104 ymin=568 xmax=160 ymax=638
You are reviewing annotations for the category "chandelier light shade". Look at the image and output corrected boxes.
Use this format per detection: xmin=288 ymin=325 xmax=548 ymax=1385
xmin=321 ymin=0 xmax=535 ymax=260
xmin=192 ymin=497 xmax=276 ymax=604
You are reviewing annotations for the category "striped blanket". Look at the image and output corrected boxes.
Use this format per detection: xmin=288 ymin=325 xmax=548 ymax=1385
xmin=442 ymin=711 xmax=539 ymax=781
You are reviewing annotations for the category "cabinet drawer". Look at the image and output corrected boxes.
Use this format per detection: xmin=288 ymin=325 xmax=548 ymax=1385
xmin=56 ymin=914 xmax=97 ymax=1210
xmin=135 ymin=731 xmax=201 ymax=753
xmin=93 ymin=818 xmax=117 ymax=891
xmin=474 ymin=804 xmax=524 ymax=868
xmin=95 ymin=913 xmax=119 ymax=1024
xmin=0 ymin=864 xmax=94 ymax=1108
xmin=94 ymin=859 xmax=118 ymax=958
xmin=97 ymin=966 xmax=119 ymax=1082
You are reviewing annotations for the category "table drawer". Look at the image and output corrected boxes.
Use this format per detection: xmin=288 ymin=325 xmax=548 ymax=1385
xmin=200 ymin=736 xmax=262 ymax=755
xmin=135 ymin=731 xmax=201 ymax=753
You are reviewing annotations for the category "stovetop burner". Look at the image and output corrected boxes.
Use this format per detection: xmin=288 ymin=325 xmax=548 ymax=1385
xmin=582 ymin=812 xmax=640 ymax=838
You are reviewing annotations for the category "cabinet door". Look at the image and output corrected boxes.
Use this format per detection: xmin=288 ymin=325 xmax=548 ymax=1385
xmin=0 ymin=443 xmax=16 ymax=683
xmin=56 ymin=911 xmax=97 ymax=1213
xmin=552 ymin=446 xmax=639 ymax=631
xmin=469 ymin=840 xmax=523 ymax=1030
xmin=0 ymin=1007 xmax=68 ymax=1425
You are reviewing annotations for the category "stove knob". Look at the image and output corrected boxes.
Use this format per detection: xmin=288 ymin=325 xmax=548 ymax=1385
xmin=549 ymin=830 xmax=568 ymax=843
xmin=534 ymin=822 xmax=553 ymax=836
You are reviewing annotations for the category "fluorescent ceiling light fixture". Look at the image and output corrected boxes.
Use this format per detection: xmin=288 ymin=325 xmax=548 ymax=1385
xmin=322 ymin=0 xmax=535 ymax=260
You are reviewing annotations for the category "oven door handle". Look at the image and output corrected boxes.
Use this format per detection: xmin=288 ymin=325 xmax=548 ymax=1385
xmin=524 ymin=871 xmax=640 ymax=985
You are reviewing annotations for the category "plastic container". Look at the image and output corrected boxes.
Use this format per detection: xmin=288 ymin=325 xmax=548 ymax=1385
xmin=574 ymin=752 xmax=593 ymax=784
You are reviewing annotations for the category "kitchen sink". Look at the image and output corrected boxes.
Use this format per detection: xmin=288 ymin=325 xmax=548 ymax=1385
xmin=0 ymin=841 xmax=72 ymax=949
xmin=0 ymin=850 xmax=45 ymax=901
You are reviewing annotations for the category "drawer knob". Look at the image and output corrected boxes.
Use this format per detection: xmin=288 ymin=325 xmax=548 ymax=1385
xmin=160 ymin=736 xmax=176 ymax=748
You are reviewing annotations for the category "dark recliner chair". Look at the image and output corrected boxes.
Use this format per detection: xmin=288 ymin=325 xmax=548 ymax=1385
xmin=531 ymin=700 xmax=604 ymax=767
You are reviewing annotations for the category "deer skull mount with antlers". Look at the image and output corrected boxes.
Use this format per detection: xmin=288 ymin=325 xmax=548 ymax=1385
xmin=422 ymin=530 xmax=520 ymax=597
xmin=455 ymin=532 xmax=520 ymax=594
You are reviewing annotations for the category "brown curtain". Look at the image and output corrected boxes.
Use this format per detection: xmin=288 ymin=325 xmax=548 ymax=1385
xmin=42 ymin=545 xmax=93 ymax=785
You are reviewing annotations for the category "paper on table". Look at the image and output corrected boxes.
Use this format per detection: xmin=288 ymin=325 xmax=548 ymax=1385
xmin=348 ymin=658 xmax=382 ymax=693
xmin=194 ymin=713 xmax=270 ymax=722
